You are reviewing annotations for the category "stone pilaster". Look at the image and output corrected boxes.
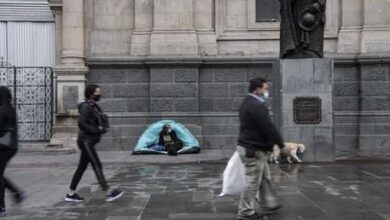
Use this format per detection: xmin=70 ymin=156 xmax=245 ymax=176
xmin=50 ymin=0 xmax=88 ymax=150
xmin=60 ymin=0 xmax=86 ymax=66
xmin=361 ymin=0 xmax=390 ymax=54
xmin=194 ymin=0 xmax=217 ymax=56
xmin=49 ymin=0 xmax=62 ymax=65
xmin=150 ymin=0 xmax=199 ymax=55
xmin=337 ymin=0 xmax=363 ymax=54
xmin=131 ymin=0 xmax=153 ymax=56
xmin=53 ymin=0 xmax=88 ymax=115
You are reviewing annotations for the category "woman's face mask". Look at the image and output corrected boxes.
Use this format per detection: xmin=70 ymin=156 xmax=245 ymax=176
xmin=92 ymin=88 xmax=102 ymax=102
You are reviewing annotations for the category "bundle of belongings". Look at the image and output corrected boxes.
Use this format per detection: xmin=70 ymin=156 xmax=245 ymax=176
xmin=132 ymin=120 xmax=200 ymax=156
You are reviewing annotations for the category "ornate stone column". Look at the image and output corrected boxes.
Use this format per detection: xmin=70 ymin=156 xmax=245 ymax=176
xmin=60 ymin=0 xmax=86 ymax=66
xmin=53 ymin=0 xmax=88 ymax=115
xmin=50 ymin=0 xmax=88 ymax=150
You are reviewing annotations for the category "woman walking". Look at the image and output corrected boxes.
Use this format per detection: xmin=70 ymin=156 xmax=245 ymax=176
xmin=65 ymin=84 xmax=124 ymax=203
xmin=0 ymin=86 xmax=26 ymax=217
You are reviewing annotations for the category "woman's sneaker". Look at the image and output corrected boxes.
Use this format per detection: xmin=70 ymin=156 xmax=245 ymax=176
xmin=106 ymin=189 xmax=124 ymax=203
xmin=0 ymin=207 xmax=6 ymax=217
xmin=65 ymin=193 xmax=84 ymax=203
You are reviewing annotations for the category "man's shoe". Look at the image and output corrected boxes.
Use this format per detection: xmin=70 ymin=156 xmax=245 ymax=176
xmin=262 ymin=203 xmax=282 ymax=212
xmin=106 ymin=189 xmax=124 ymax=203
xmin=0 ymin=207 xmax=6 ymax=217
xmin=13 ymin=191 xmax=27 ymax=204
xmin=255 ymin=204 xmax=282 ymax=217
xmin=237 ymin=213 xmax=263 ymax=220
xmin=65 ymin=193 xmax=84 ymax=203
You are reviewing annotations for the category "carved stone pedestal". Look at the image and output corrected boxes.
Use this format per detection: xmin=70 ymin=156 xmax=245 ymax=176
xmin=274 ymin=58 xmax=335 ymax=162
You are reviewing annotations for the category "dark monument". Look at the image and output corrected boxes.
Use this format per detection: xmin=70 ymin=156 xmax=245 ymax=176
xmin=279 ymin=0 xmax=326 ymax=59
xmin=275 ymin=0 xmax=334 ymax=161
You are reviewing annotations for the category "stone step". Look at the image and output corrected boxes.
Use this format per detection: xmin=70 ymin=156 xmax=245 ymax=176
xmin=18 ymin=142 xmax=76 ymax=155
xmin=52 ymin=126 xmax=78 ymax=134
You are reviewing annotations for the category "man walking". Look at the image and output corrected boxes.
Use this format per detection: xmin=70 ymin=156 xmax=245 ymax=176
xmin=65 ymin=84 xmax=124 ymax=203
xmin=237 ymin=78 xmax=285 ymax=220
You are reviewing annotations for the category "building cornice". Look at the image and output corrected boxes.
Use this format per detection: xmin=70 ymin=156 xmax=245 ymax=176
xmin=86 ymin=55 xmax=278 ymax=67
xmin=48 ymin=0 xmax=62 ymax=15
xmin=86 ymin=54 xmax=390 ymax=67
xmin=0 ymin=0 xmax=55 ymax=21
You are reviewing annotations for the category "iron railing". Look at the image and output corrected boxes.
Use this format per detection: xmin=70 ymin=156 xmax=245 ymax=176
xmin=0 ymin=61 xmax=53 ymax=141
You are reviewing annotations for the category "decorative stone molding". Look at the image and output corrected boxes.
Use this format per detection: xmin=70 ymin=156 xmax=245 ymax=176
xmin=0 ymin=0 xmax=54 ymax=21
xmin=48 ymin=0 xmax=62 ymax=16
xmin=247 ymin=0 xmax=279 ymax=31
xmin=216 ymin=0 xmax=339 ymax=41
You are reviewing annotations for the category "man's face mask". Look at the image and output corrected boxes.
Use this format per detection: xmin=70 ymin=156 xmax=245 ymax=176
xmin=256 ymin=87 xmax=269 ymax=100
xmin=263 ymin=91 xmax=270 ymax=99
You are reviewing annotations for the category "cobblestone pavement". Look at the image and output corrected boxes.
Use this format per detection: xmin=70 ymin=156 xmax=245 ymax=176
xmin=2 ymin=154 xmax=390 ymax=220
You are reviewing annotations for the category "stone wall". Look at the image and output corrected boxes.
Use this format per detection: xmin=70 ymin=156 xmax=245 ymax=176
xmin=87 ymin=59 xmax=274 ymax=151
xmin=88 ymin=58 xmax=390 ymax=160
xmin=81 ymin=0 xmax=390 ymax=57
xmin=81 ymin=0 xmax=347 ymax=57
xmin=89 ymin=68 xmax=150 ymax=112
xmin=50 ymin=0 xmax=390 ymax=159
xmin=334 ymin=59 xmax=390 ymax=158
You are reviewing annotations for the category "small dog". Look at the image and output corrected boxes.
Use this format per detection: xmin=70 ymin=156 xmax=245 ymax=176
xmin=270 ymin=143 xmax=305 ymax=163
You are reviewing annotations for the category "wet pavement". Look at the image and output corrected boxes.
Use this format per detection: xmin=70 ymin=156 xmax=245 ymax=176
xmin=2 ymin=153 xmax=390 ymax=220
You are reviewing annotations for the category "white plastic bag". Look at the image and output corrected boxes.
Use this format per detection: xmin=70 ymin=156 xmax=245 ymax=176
xmin=219 ymin=151 xmax=246 ymax=196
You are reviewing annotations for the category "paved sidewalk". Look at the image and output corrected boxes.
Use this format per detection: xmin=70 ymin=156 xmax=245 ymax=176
xmin=2 ymin=151 xmax=390 ymax=220
xmin=9 ymin=150 xmax=233 ymax=167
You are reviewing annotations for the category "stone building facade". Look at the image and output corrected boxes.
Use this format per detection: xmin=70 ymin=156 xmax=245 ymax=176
xmin=48 ymin=0 xmax=390 ymax=158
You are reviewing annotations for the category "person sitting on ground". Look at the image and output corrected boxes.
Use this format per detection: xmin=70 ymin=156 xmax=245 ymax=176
xmin=159 ymin=124 xmax=183 ymax=156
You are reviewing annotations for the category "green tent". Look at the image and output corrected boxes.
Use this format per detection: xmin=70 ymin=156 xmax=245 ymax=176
xmin=132 ymin=120 xmax=201 ymax=155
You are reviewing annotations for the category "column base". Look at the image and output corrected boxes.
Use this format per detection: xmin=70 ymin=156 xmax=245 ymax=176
xmin=361 ymin=27 xmax=390 ymax=53
xmin=197 ymin=31 xmax=217 ymax=56
xmin=150 ymin=30 xmax=199 ymax=55
xmin=50 ymin=66 xmax=88 ymax=150
xmin=276 ymin=58 xmax=335 ymax=162
xmin=337 ymin=28 xmax=362 ymax=53
xmin=131 ymin=29 xmax=152 ymax=56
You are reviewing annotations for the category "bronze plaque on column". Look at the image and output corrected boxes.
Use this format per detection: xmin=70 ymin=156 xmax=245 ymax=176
xmin=293 ymin=97 xmax=322 ymax=124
